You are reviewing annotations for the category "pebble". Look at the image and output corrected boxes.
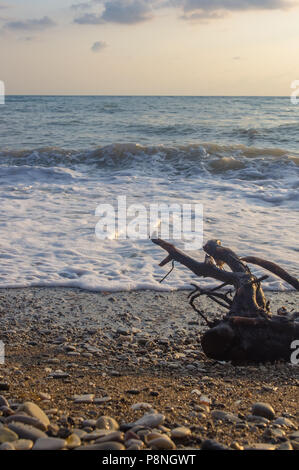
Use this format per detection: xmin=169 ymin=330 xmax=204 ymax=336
xmin=274 ymin=417 xmax=295 ymax=428
xmin=277 ymin=441 xmax=294 ymax=451
xmin=199 ymin=395 xmax=212 ymax=405
xmin=0 ymin=395 xmax=9 ymax=407
xmin=251 ymin=402 xmax=275 ymax=420
xmin=133 ymin=413 xmax=165 ymax=428
xmin=12 ymin=439 xmax=34 ymax=450
xmin=171 ymin=427 xmax=192 ymax=439
xmin=96 ymin=416 xmax=119 ymax=431
xmin=82 ymin=419 xmax=96 ymax=428
xmin=0 ymin=426 xmax=19 ymax=443
xmin=94 ymin=397 xmax=111 ymax=404
xmin=82 ymin=430 xmax=108 ymax=441
xmin=0 ymin=442 xmax=15 ymax=450
xmin=131 ymin=403 xmax=153 ymax=411
xmin=144 ymin=432 xmax=163 ymax=443
xmin=75 ymin=442 xmax=125 ymax=450
xmin=6 ymin=413 xmax=48 ymax=431
xmin=18 ymin=402 xmax=50 ymax=429
xmin=269 ymin=428 xmax=286 ymax=439
xmin=246 ymin=414 xmax=269 ymax=424
xmin=72 ymin=429 xmax=87 ymax=439
xmin=38 ymin=392 xmax=51 ymax=401
xmin=244 ymin=443 xmax=275 ymax=450
xmin=117 ymin=327 xmax=130 ymax=335
xmin=73 ymin=394 xmax=94 ymax=404
xmin=95 ymin=431 xmax=124 ymax=443
xmin=149 ymin=436 xmax=176 ymax=450
xmin=49 ymin=372 xmax=70 ymax=379
xmin=201 ymin=439 xmax=229 ymax=450
xmin=1 ymin=406 xmax=14 ymax=417
xmin=289 ymin=430 xmax=299 ymax=441
xmin=126 ymin=389 xmax=140 ymax=395
xmin=230 ymin=441 xmax=244 ymax=450
xmin=66 ymin=433 xmax=81 ymax=449
xmin=125 ymin=438 xmax=144 ymax=449
xmin=7 ymin=422 xmax=48 ymax=441
xmin=211 ymin=410 xmax=241 ymax=423
xmin=33 ymin=437 xmax=67 ymax=450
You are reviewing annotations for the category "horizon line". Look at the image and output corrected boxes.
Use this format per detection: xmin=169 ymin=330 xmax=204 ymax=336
xmin=6 ymin=94 xmax=291 ymax=98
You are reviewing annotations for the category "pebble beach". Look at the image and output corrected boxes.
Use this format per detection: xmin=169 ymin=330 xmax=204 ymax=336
xmin=0 ymin=287 xmax=298 ymax=451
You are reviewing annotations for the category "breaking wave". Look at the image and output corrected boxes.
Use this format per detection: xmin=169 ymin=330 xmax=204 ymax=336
xmin=0 ymin=142 xmax=298 ymax=182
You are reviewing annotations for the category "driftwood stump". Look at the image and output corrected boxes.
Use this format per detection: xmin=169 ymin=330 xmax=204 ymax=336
xmin=152 ymin=238 xmax=299 ymax=363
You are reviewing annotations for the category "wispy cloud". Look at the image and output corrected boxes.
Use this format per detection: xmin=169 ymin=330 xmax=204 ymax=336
xmin=171 ymin=0 xmax=290 ymax=20
xmin=71 ymin=2 xmax=93 ymax=10
xmin=4 ymin=16 xmax=56 ymax=31
xmin=74 ymin=12 xmax=104 ymax=24
xmin=91 ymin=40 xmax=107 ymax=52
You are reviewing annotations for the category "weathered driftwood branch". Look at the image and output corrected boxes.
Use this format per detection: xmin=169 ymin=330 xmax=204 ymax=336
xmin=241 ymin=256 xmax=299 ymax=290
xmin=152 ymin=238 xmax=299 ymax=363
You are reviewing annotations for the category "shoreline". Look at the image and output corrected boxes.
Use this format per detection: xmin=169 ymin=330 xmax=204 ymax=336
xmin=0 ymin=287 xmax=298 ymax=450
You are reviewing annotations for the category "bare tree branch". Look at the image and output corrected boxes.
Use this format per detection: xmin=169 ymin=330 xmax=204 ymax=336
xmin=241 ymin=256 xmax=299 ymax=291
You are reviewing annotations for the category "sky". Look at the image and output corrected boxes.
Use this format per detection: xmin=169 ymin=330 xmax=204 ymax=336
xmin=1 ymin=0 xmax=299 ymax=95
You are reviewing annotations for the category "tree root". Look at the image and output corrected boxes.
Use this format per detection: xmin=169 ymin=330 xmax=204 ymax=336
xmin=152 ymin=238 xmax=299 ymax=363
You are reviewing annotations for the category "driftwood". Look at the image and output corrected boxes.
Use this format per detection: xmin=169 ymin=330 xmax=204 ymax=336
xmin=152 ymin=238 xmax=299 ymax=363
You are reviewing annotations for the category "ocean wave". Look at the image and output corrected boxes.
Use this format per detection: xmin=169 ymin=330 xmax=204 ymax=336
xmin=0 ymin=142 xmax=298 ymax=182
xmin=0 ymin=165 xmax=81 ymax=185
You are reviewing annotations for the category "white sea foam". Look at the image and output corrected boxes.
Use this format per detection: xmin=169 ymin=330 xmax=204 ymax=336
xmin=0 ymin=141 xmax=297 ymax=292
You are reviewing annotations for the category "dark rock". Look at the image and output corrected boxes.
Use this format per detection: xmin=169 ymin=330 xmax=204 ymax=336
xmin=252 ymin=402 xmax=275 ymax=420
xmin=201 ymin=439 xmax=229 ymax=450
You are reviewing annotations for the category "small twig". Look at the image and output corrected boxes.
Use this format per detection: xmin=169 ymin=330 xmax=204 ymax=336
xmin=188 ymin=281 xmax=231 ymax=298
xmin=189 ymin=295 xmax=213 ymax=327
xmin=207 ymin=293 xmax=232 ymax=310
xmin=188 ymin=283 xmax=233 ymax=307
xmin=159 ymin=260 xmax=175 ymax=283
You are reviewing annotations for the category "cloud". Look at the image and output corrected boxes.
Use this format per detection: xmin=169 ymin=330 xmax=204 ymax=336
xmin=172 ymin=0 xmax=290 ymax=20
xmin=101 ymin=0 xmax=153 ymax=23
xmin=181 ymin=0 xmax=289 ymax=11
xmin=180 ymin=10 xmax=224 ymax=21
xmin=74 ymin=0 xmax=155 ymax=25
xmin=73 ymin=0 xmax=291 ymax=26
xmin=4 ymin=16 xmax=56 ymax=31
xmin=74 ymin=12 xmax=104 ymax=24
xmin=71 ymin=2 xmax=93 ymax=10
xmin=91 ymin=40 xmax=107 ymax=52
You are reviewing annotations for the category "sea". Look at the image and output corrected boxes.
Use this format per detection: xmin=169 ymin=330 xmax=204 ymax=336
xmin=0 ymin=95 xmax=298 ymax=291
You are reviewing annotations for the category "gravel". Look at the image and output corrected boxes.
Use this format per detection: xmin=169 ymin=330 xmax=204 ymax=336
xmin=0 ymin=287 xmax=298 ymax=450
